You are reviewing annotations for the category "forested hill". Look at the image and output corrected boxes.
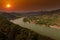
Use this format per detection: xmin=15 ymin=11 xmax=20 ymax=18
xmin=0 ymin=16 xmax=54 ymax=40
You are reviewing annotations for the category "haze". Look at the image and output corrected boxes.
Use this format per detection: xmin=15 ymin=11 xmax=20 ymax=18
xmin=0 ymin=0 xmax=60 ymax=12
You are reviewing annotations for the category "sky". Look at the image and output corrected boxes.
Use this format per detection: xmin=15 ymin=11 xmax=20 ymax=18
xmin=0 ymin=0 xmax=60 ymax=12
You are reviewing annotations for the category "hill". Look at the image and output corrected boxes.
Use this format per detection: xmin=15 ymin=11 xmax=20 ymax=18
xmin=23 ymin=9 xmax=60 ymax=28
xmin=0 ymin=16 xmax=54 ymax=40
xmin=0 ymin=12 xmax=21 ymax=20
xmin=0 ymin=9 xmax=60 ymax=20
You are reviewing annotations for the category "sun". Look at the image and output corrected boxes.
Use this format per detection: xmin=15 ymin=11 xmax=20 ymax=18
xmin=6 ymin=4 xmax=11 ymax=8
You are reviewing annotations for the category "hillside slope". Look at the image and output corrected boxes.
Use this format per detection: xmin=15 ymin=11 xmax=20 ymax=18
xmin=0 ymin=16 xmax=54 ymax=40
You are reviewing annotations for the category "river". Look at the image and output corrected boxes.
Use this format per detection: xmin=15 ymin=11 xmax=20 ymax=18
xmin=10 ymin=18 xmax=60 ymax=40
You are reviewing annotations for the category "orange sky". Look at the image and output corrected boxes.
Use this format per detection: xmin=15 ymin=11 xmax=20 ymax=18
xmin=0 ymin=0 xmax=60 ymax=11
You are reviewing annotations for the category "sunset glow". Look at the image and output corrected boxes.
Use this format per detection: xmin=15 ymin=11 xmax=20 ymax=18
xmin=6 ymin=4 xmax=11 ymax=8
xmin=0 ymin=0 xmax=60 ymax=11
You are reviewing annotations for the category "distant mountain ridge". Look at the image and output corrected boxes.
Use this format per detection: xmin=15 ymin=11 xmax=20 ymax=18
xmin=0 ymin=9 xmax=60 ymax=20
xmin=0 ymin=12 xmax=21 ymax=20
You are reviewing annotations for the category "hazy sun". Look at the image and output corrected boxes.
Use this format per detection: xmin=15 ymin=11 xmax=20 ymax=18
xmin=6 ymin=4 xmax=11 ymax=8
